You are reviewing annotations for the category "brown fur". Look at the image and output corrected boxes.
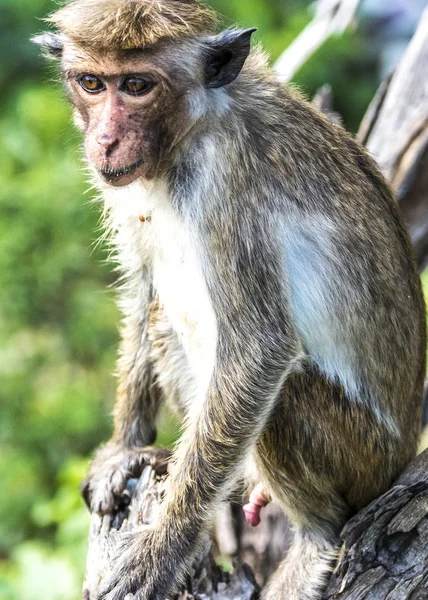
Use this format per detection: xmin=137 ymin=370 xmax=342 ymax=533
xmin=47 ymin=0 xmax=217 ymax=51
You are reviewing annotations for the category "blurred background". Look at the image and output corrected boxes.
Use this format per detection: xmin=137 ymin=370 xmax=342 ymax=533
xmin=0 ymin=1 xmax=427 ymax=598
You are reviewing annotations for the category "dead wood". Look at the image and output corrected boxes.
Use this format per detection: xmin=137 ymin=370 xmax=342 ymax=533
xmin=82 ymin=467 xmax=259 ymax=600
xmin=359 ymin=6 xmax=428 ymax=270
xmin=274 ymin=0 xmax=362 ymax=82
xmin=82 ymin=451 xmax=428 ymax=599
xmin=323 ymin=449 xmax=428 ymax=599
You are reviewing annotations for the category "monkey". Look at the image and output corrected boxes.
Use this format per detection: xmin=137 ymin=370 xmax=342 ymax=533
xmin=34 ymin=0 xmax=426 ymax=598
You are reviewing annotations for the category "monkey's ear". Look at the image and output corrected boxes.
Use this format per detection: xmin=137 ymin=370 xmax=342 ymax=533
xmin=203 ymin=28 xmax=257 ymax=89
xmin=32 ymin=32 xmax=64 ymax=59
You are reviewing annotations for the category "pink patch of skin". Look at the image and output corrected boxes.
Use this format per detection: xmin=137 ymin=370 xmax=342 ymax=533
xmin=242 ymin=482 xmax=270 ymax=527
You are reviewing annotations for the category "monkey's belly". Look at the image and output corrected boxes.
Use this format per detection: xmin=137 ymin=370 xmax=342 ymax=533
xmin=151 ymin=201 xmax=218 ymax=410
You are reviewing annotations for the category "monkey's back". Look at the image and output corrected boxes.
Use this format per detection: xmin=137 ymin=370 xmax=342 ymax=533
xmin=229 ymin=67 xmax=426 ymax=508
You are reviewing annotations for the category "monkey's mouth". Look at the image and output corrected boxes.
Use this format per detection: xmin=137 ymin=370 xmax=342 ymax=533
xmin=99 ymin=158 xmax=145 ymax=182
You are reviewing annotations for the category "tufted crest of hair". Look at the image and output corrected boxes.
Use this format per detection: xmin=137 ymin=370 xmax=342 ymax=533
xmin=47 ymin=0 xmax=217 ymax=51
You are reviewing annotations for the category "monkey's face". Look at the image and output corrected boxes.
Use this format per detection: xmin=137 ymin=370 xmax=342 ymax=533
xmin=34 ymin=27 xmax=255 ymax=186
xmin=64 ymin=48 xmax=192 ymax=186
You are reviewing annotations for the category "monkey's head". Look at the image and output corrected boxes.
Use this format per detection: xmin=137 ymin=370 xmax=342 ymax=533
xmin=34 ymin=0 xmax=256 ymax=186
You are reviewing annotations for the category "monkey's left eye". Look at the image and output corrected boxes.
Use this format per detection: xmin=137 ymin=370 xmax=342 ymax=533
xmin=120 ymin=76 xmax=155 ymax=96
xmin=78 ymin=75 xmax=105 ymax=94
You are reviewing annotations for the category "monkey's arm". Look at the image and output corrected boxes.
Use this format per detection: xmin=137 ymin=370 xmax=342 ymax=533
xmin=99 ymin=230 xmax=299 ymax=600
xmin=83 ymin=271 xmax=167 ymax=514
xmin=113 ymin=275 xmax=161 ymax=448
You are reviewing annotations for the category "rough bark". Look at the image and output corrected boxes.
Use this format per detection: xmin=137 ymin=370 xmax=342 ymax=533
xmin=359 ymin=6 xmax=428 ymax=271
xmin=83 ymin=451 xmax=428 ymax=599
xmin=322 ymin=450 xmax=428 ymax=599
xmin=82 ymin=467 xmax=260 ymax=600
xmin=215 ymin=502 xmax=291 ymax=587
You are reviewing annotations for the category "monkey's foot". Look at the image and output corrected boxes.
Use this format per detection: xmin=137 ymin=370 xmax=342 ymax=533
xmin=98 ymin=527 xmax=183 ymax=600
xmin=81 ymin=444 xmax=170 ymax=515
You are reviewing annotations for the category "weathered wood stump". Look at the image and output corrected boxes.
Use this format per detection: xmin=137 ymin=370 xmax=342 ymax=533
xmin=359 ymin=6 xmax=428 ymax=271
xmin=82 ymin=465 xmax=260 ymax=600
xmin=82 ymin=450 xmax=428 ymax=599
xmin=323 ymin=450 xmax=428 ymax=599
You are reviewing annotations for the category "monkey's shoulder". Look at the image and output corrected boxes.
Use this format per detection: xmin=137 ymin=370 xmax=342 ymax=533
xmin=235 ymin=79 xmax=391 ymax=209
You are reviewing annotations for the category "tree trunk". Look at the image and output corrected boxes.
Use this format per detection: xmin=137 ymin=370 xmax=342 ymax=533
xmin=322 ymin=450 xmax=428 ymax=599
xmin=83 ymin=451 xmax=428 ymax=599
xmin=82 ymin=466 xmax=260 ymax=600
xmin=359 ymin=6 xmax=428 ymax=271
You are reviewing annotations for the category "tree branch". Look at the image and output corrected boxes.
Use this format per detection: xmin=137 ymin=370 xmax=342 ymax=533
xmin=274 ymin=0 xmax=362 ymax=82
xmin=323 ymin=450 xmax=428 ymax=599
xmin=360 ymin=7 xmax=428 ymax=270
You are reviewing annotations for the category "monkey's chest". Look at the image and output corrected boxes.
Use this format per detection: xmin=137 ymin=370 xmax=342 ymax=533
xmin=151 ymin=207 xmax=217 ymax=390
xmin=108 ymin=180 xmax=217 ymax=393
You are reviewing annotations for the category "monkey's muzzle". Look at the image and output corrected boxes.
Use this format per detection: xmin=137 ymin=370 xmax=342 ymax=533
xmin=100 ymin=157 xmax=145 ymax=182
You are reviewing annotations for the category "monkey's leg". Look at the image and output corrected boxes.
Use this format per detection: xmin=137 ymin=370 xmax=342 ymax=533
xmin=256 ymin=366 xmax=404 ymax=600
xmin=255 ymin=453 xmax=347 ymax=599
xmin=256 ymin=451 xmax=346 ymax=600
xmin=97 ymin=320 xmax=301 ymax=598
xmin=261 ymin=525 xmax=340 ymax=600
xmin=82 ymin=279 xmax=167 ymax=514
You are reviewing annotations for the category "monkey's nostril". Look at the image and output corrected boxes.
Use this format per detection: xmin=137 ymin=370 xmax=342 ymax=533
xmin=96 ymin=133 xmax=119 ymax=151
xmin=105 ymin=139 xmax=119 ymax=158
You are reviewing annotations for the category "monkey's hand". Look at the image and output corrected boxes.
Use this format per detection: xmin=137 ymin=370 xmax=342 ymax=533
xmin=98 ymin=526 xmax=193 ymax=600
xmin=81 ymin=443 xmax=170 ymax=514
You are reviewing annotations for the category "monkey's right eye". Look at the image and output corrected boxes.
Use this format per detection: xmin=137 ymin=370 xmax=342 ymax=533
xmin=78 ymin=75 xmax=105 ymax=94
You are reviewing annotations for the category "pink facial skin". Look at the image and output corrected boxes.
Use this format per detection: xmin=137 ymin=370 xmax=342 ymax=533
xmin=242 ymin=483 xmax=270 ymax=527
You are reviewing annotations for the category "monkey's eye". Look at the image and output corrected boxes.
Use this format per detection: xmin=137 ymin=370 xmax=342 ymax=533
xmin=78 ymin=75 xmax=105 ymax=94
xmin=120 ymin=76 xmax=155 ymax=96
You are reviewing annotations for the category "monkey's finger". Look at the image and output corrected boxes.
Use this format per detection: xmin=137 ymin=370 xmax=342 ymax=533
xmin=99 ymin=580 xmax=139 ymax=600
xmin=98 ymin=554 xmax=141 ymax=599
xmin=98 ymin=579 xmax=127 ymax=600
xmin=110 ymin=467 xmax=131 ymax=496
xmin=80 ymin=478 xmax=114 ymax=515
xmin=143 ymin=447 xmax=170 ymax=475
xmin=126 ymin=447 xmax=171 ymax=477
xmin=91 ymin=482 xmax=119 ymax=515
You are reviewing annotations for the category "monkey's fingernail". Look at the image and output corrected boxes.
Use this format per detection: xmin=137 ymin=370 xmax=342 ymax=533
xmin=124 ymin=478 xmax=138 ymax=498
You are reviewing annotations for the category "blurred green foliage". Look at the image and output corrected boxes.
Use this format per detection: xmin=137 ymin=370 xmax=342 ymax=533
xmin=0 ymin=1 xmax=426 ymax=599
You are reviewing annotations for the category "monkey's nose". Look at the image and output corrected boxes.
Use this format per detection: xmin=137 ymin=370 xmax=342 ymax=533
xmin=96 ymin=133 xmax=119 ymax=157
